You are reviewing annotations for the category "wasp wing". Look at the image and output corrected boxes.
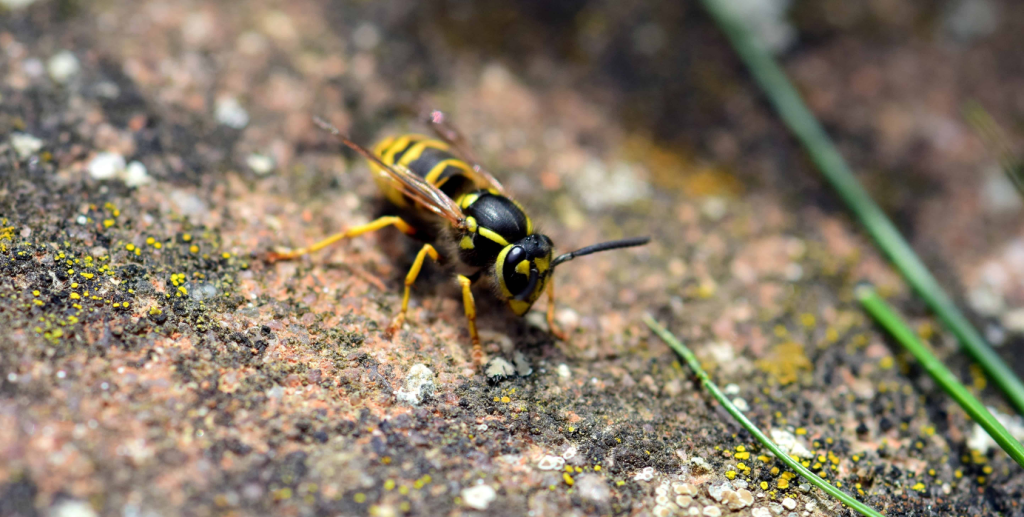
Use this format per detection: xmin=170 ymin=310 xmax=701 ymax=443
xmin=424 ymin=109 xmax=509 ymax=195
xmin=313 ymin=116 xmax=467 ymax=229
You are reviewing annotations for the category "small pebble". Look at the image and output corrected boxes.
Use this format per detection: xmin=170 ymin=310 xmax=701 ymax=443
xmin=395 ymin=364 xmax=434 ymax=405
xmin=676 ymin=495 xmax=693 ymax=507
xmin=536 ymin=455 xmax=565 ymax=471
xmin=732 ymin=397 xmax=749 ymax=412
xmin=723 ymin=383 xmax=740 ymax=396
xmin=782 ymin=497 xmax=797 ymax=510
xmin=752 ymin=508 xmax=772 ymax=517
xmin=653 ymin=506 xmax=672 ymax=517
xmin=123 ymin=161 xmax=151 ymax=187
xmin=557 ymin=363 xmax=571 ymax=379
xmin=460 ymin=484 xmax=496 ymax=510
xmin=484 ymin=356 xmax=516 ymax=381
xmin=247 ymin=153 xmax=275 ymax=175
xmin=88 ymin=152 xmax=126 ymax=180
xmin=703 ymin=505 xmax=722 ymax=517
xmin=707 ymin=480 xmax=733 ymax=501
xmin=49 ymin=500 xmax=97 ymax=517
xmin=47 ymin=51 xmax=80 ymax=84
xmin=633 ymin=466 xmax=655 ymax=481
xmin=673 ymin=482 xmax=697 ymax=496
xmin=10 ymin=132 xmax=43 ymax=159
xmin=725 ymin=489 xmax=754 ymax=510
xmin=215 ymin=96 xmax=249 ymax=129
xmin=0 ymin=0 xmax=40 ymax=9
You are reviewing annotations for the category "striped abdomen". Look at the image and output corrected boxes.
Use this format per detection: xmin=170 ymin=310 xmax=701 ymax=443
xmin=371 ymin=134 xmax=477 ymax=209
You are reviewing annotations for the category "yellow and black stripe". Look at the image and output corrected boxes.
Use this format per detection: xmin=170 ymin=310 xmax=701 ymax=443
xmin=371 ymin=135 xmax=477 ymax=208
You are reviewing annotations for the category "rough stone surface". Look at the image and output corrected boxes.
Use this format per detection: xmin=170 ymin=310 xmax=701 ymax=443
xmin=1 ymin=1 xmax=1023 ymax=516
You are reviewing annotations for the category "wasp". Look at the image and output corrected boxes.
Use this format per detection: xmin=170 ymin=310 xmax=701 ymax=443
xmin=269 ymin=111 xmax=649 ymax=364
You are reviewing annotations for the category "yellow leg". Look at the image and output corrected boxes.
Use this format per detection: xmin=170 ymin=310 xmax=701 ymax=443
xmin=546 ymin=276 xmax=567 ymax=340
xmin=387 ymin=244 xmax=439 ymax=335
xmin=457 ymin=274 xmax=482 ymax=364
xmin=268 ymin=216 xmax=415 ymax=261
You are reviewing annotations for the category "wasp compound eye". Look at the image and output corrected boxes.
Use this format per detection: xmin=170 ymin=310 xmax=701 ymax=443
xmin=502 ymin=246 xmax=530 ymax=296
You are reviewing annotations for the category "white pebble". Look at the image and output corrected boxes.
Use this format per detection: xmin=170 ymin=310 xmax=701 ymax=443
xmin=76 ymin=215 xmax=87 ymax=225
xmin=723 ymin=383 xmax=740 ymax=396
xmin=752 ymin=508 xmax=772 ymax=517
xmin=10 ymin=132 xmax=43 ymax=159
xmin=123 ymin=161 xmax=151 ymax=187
xmin=47 ymin=51 xmax=80 ymax=84
xmin=732 ymin=397 xmax=749 ymax=412
xmin=633 ymin=466 xmax=655 ymax=482
xmin=246 ymin=153 xmax=275 ymax=175
xmin=781 ymin=497 xmax=797 ymax=510
xmin=536 ymin=455 xmax=565 ymax=471
xmin=49 ymin=500 xmax=97 ymax=517
xmin=703 ymin=505 xmax=722 ymax=517
xmin=88 ymin=152 xmax=126 ymax=180
xmin=557 ymin=363 xmax=571 ymax=379
xmin=0 ymin=0 xmax=40 ymax=9
xmin=215 ymin=97 xmax=249 ymax=129
xmin=395 ymin=364 xmax=434 ymax=405
xmin=461 ymin=484 xmax=496 ymax=510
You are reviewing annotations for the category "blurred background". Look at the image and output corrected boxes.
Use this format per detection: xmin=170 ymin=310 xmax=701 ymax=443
xmin=2 ymin=0 xmax=1024 ymax=515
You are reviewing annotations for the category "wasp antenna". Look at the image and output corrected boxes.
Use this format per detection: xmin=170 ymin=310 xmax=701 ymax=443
xmin=552 ymin=236 xmax=650 ymax=268
xmin=312 ymin=115 xmax=341 ymax=134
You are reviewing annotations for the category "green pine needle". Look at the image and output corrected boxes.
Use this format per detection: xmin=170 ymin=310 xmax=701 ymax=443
xmin=643 ymin=315 xmax=887 ymax=517
xmin=856 ymin=286 xmax=1024 ymax=469
xmin=698 ymin=0 xmax=1024 ymax=415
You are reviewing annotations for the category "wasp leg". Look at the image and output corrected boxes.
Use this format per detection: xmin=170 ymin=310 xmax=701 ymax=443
xmin=457 ymin=274 xmax=482 ymax=365
xmin=546 ymin=276 xmax=567 ymax=340
xmin=268 ymin=216 xmax=415 ymax=261
xmin=387 ymin=243 xmax=439 ymax=336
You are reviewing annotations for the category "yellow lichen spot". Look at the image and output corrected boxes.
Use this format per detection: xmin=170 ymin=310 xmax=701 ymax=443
xmin=493 ymin=397 xmax=499 ymax=402
xmin=977 ymin=476 xmax=986 ymax=484
xmin=134 ymin=248 xmax=141 ymax=256
xmin=81 ymin=272 xmax=94 ymax=279
xmin=982 ymin=465 xmax=993 ymax=475
xmin=122 ymin=302 xmax=130 ymax=308
xmin=879 ymin=356 xmax=894 ymax=370
xmin=153 ymin=242 xmax=162 ymax=249
xmin=70 ymin=293 xmax=80 ymax=300
xmin=800 ymin=313 xmax=816 ymax=327
xmin=735 ymin=445 xmax=746 ymax=452
xmin=222 ymin=252 xmax=231 ymax=259
xmin=912 ymin=482 xmax=925 ymax=492
xmin=183 ymin=233 xmax=192 ymax=242
xmin=594 ymin=465 xmax=601 ymax=471
xmin=760 ymin=481 xmax=768 ymax=490
xmin=758 ymin=455 xmax=770 ymax=463
xmin=773 ymin=325 xmax=788 ymax=337
xmin=33 ymin=299 xmax=44 ymax=306
xmin=398 ymin=486 xmax=409 ymax=495
xmin=795 ymin=428 xmax=807 ymax=436
xmin=756 ymin=342 xmax=811 ymax=385
xmin=735 ymin=452 xmax=750 ymax=460
xmin=825 ymin=327 xmax=839 ymax=342
xmin=777 ymin=479 xmax=789 ymax=489
xmin=563 ymin=473 xmax=574 ymax=486
xmin=126 ymin=244 xmax=135 ymax=251
xmin=726 ymin=470 xmax=736 ymax=480
xmin=383 ymin=479 xmax=395 ymax=491
xmin=818 ymin=471 xmax=827 ymax=479
xmin=190 ymin=245 xmax=199 ymax=253
xmin=71 ymin=282 xmax=79 ymax=289
xmin=32 ymin=290 xmax=40 ymax=296
xmin=353 ymin=493 xmax=366 ymax=503
xmin=146 ymin=237 xmax=155 ymax=245
xmin=501 ymin=396 xmax=511 ymax=403
xmin=103 ymin=219 xmax=115 ymax=228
